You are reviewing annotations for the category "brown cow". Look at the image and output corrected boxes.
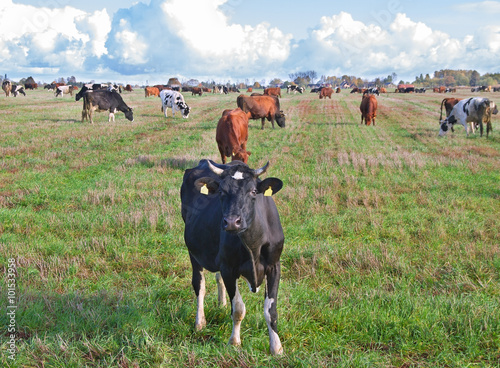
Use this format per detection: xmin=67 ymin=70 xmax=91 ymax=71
xmin=335 ymin=87 xmax=341 ymax=93
xmin=440 ymin=98 xmax=462 ymax=121
xmin=216 ymin=108 xmax=251 ymax=164
xmin=247 ymin=87 xmax=253 ymax=93
xmin=263 ymin=87 xmax=281 ymax=98
xmin=237 ymin=94 xmax=285 ymax=129
xmin=360 ymin=95 xmax=378 ymax=126
xmin=192 ymin=87 xmax=203 ymax=96
xmin=145 ymin=86 xmax=160 ymax=97
xmin=124 ymin=84 xmax=133 ymax=92
xmin=319 ymin=87 xmax=333 ymax=99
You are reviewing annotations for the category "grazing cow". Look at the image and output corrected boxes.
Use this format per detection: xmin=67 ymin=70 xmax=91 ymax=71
xmin=335 ymin=87 xmax=341 ymax=93
xmin=350 ymin=87 xmax=361 ymax=93
xmin=439 ymin=97 xmax=494 ymax=137
xmin=25 ymin=83 xmax=38 ymax=90
xmin=263 ymin=87 xmax=281 ymax=98
xmin=363 ymin=87 xmax=379 ymax=96
xmin=191 ymin=87 xmax=203 ymax=96
xmin=160 ymin=89 xmax=190 ymax=118
xmin=246 ymin=87 xmax=253 ymax=93
xmin=10 ymin=85 xmax=26 ymax=97
xmin=360 ymin=94 xmax=378 ymax=126
xmin=124 ymin=84 xmax=133 ymax=92
xmin=145 ymin=86 xmax=160 ymax=97
xmin=82 ymin=90 xmax=133 ymax=123
xmin=286 ymin=85 xmax=304 ymax=94
xmin=319 ymin=87 xmax=334 ymax=99
xmin=180 ymin=159 xmax=285 ymax=355
xmin=236 ymin=94 xmax=285 ymax=129
xmin=379 ymin=87 xmax=387 ymax=94
xmin=2 ymin=80 xmax=12 ymax=96
xmin=216 ymin=108 xmax=251 ymax=164
xmin=55 ymin=85 xmax=73 ymax=97
xmin=310 ymin=87 xmax=322 ymax=93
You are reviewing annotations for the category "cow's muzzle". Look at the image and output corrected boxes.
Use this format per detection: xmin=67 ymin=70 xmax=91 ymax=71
xmin=223 ymin=216 xmax=242 ymax=233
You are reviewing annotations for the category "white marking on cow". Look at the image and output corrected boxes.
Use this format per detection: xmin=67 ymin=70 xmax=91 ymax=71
xmin=264 ymin=297 xmax=283 ymax=355
xmin=195 ymin=273 xmax=206 ymax=330
xmin=232 ymin=171 xmax=244 ymax=180
xmin=241 ymin=276 xmax=260 ymax=293
xmin=228 ymin=284 xmax=246 ymax=346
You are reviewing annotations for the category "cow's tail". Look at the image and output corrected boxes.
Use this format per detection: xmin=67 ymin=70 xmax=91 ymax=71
xmin=439 ymin=98 xmax=446 ymax=121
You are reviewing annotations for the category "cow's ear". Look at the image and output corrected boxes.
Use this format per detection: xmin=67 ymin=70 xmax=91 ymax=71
xmin=257 ymin=178 xmax=283 ymax=196
xmin=194 ymin=177 xmax=219 ymax=195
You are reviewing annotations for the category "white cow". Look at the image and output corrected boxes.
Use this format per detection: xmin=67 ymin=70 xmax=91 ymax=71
xmin=160 ymin=90 xmax=190 ymax=118
xmin=55 ymin=85 xmax=73 ymax=97
xmin=439 ymin=97 xmax=496 ymax=137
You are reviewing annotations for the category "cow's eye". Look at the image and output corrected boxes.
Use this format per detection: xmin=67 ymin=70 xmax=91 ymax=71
xmin=250 ymin=189 xmax=257 ymax=197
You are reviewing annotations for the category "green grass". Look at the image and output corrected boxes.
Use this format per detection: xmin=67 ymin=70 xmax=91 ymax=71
xmin=1 ymin=88 xmax=499 ymax=367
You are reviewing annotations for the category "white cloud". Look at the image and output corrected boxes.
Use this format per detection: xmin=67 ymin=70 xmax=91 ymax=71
xmin=455 ymin=1 xmax=500 ymax=13
xmin=0 ymin=0 xmax=499 ymax=83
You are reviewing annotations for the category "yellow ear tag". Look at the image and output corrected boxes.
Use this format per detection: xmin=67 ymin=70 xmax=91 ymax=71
xmin=200 ymin=184 xmax=209 ymax=195
xmin=264 ymin=186 xmax=273 ymax=196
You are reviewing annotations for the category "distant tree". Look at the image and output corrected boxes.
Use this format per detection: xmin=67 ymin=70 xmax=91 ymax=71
xmin=269 ymin=78 xmax=283 ymax=86
xmin=253 ymin=81 xmax=262 ymax=89
xmin=67 ymin=76 xmax=77 ymax=84
xmin=470 ymin=70 xmax=480 ymax=86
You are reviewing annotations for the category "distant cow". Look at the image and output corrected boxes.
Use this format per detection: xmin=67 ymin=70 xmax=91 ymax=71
xmin=439 ymin=97 xmax=495 ymax=137
xmin=360 ymin=94 xmax=378 ymax=126
xmin=191 ymin=87 xmax=203 ymax=96
xmin=160 ymin=90 xmax=190 ymax=118
xmin=237 ymin=94 xmax=285 ymax=129
xmin=287 ymin=85 xmax=304 ymax=94
xmin=124 ymin=84 xmax=133 ymax=92
xmin=2 ymin=80 xmax=12 ymax=96
xmin=82 ymin=90 xmax=133 ymax=123
xmin=11 ymin=85 xmax=26 ymax=97
xmin=263 ymin=87 xmax=281 ymax=98
xmin=216 ymin=108 xmax=251 ymax=164
xmin=319 ymin=87 xmax=333 ymax=99
xmin=25 ymin=83 xmax=38 ymax=90
xmin=145 ymin=86 xmax=160 ymax=97
xmin=55 ymin=85 xmax=73 ymax=97
xmin=180 ymin=159 xmax=285 ymax=355
xmin=246 ymin=87 xmax=253 ymax=93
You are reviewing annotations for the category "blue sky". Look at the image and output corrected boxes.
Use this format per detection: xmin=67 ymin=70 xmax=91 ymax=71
xmin=1 ymin=0 xmax=499 ymax=85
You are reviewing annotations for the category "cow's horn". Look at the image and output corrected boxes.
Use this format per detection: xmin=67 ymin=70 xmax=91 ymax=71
xmin=253 ymin=161 xmax=269 ymax=177
xmin=207 ymin=160 xmax=224 ymax=176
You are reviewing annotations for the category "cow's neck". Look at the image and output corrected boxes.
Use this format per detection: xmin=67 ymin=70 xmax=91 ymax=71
xmin=237 ymin=211 xmax=268 ymax=291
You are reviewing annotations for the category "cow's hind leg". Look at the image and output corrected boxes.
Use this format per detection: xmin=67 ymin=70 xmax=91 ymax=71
xmin=264 ymin=262 xmax=283 ymax=355
xmin=189 ymin=254 xmax=206 ymax=330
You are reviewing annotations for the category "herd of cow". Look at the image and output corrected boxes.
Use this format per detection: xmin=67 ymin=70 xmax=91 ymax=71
xmin=2 ymin=78 xmax=499 ymax=355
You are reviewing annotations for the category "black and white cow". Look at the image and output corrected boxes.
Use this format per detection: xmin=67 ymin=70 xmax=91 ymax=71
xmin=439 ymin=97 xmax=496 ymax=137
xmin=180 ymin=159 xmax=284 ymax=355
xmin=287 ymin=85 xmax=305 ymax=94
xmin=11 ymin=84 xmax=26 ymax=97
xmin=160 ymin=90 xmax=190 ymax=118
xmin=55 ymin=85 xmax=73 ymax=97
xmin=81 ymin=89 xmax=133 ymax=123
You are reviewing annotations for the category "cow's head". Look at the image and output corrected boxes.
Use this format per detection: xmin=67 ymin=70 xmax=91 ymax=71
xmin=233 ymin=148 xmax=251 ymax=164
xmin=439 ymin=115 xmax=457 ymax=136
xmin=195 ymin=161 xmax=283 ymax=234
xmin=124 ymin=107 xmax=134 ymax=122
xmin=490 ymin=102 xmax=499 ymax=115
xmin=178 ymin=102 xmax=190 ymax=118
xmin=275 ymin=111 xmax=286 ymax=128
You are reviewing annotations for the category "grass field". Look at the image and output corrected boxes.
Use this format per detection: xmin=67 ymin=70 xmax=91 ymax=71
xmin=1 ymin=87 xmax=499 ymax=367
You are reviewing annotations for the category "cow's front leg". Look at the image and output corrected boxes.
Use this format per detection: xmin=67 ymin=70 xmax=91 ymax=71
xmin=224 ymin=277 xmax=246 ymax=346
xmin=264 ymin=262 xmax=283 ymax=355
xmin=190 ymin=254 xmax=206 ymax=330
xmin=261 ymin=118 xmax=265 ymax=130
